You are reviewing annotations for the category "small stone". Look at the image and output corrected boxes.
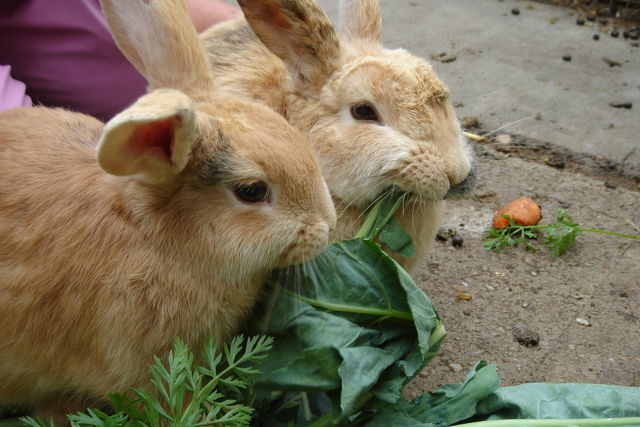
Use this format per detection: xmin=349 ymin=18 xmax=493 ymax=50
xmin=602 ymin=57 xmax=622 ymax=67
xmin=513 ymin=321 xmax=540 ymax=347
xmin=609 ymin=102 xmax=632 ymax=109
xmin=452 ymin=235 xmax=464 ymax=248
xmin=546 ymin=157 xmax=565 ymax=169
xmin=456 ymin=293 xmax=473 ymax=301
xmin=604 ymin=182 xmax=617 ymax=189
xmin=511 ymin=8 xmax=520 ymax=15
xmin=576 ymin=317 xmax=592 ymax=326
xmin=449 ymin=363 xmax=463 ymax=373
xmin=494 ymin=134 xmax=513 ymax=146
xmin=440 ymin=54 xmax=457 ymax=63
xmin=562 ymin=55 xmax=572 ymax=62
xmin=462 ymin=116 xmax=481 ymax=129
xmin=593 ymin=33 xmax=600 ymax=41
xmin=463 ymin=309 xmax=471 ymax=316
xmin=530 ymin=271 xmax=538 ymax=277
xmin=486 ymin=285 xmax=495 ymax=291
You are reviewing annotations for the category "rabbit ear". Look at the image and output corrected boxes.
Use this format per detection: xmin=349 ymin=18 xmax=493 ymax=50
xmin=97 ymin=89 xmax=197 ymax=183
xmin=99 ymin=0 xmax=214 ymax=95
xmin=338 ymin=0 xmax=382 ymax=42
xmin=237 ymin=0 xmax=341 ymax=91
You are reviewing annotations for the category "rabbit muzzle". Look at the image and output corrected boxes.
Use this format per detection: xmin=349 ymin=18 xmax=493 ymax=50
xmin=277 ymin=219 xmax=332 ymax=267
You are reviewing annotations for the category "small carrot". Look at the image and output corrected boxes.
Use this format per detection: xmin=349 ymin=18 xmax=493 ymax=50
xmin=492 ymin=197 xmax=542 ymax=229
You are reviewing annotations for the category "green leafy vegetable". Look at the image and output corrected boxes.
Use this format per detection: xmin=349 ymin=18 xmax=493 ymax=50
xmin=475 ymin=383 xmax=640 ymax=420
xmin=250 ymin=238 xmax=446 ymax=426
xmin=484 ymin=209 xmax=640 ymax=256
xmin=362 ymin=361 xmax=500 ymax=426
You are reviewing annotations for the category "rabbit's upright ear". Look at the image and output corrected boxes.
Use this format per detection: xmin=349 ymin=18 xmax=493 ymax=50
xmin=338 ymin=0 xmax=382 ymax=42
xmin=237 ymin=0 xmax=341 ymax=92
xmin=100 ymin=0 xmax=214 ymax=95
xmin=97 ymin=89 xmax=196 ymax=183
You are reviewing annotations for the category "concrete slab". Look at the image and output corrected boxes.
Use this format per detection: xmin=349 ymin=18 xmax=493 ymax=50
xmin=317 ymin=0 xmax=640 ymax=169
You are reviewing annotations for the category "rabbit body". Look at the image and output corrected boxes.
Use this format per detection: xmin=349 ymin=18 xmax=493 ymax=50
xmin=0 ymin=0 xmax=334 ymax=419
xmin=201 ymin=0 xmax=476 ymax=271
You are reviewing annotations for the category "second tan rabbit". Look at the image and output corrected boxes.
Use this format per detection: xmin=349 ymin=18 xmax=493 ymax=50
xmin=0 ymin=0 xmax=335 ymax=421
xmin=202 ymin=0 xmax=476 ymax=272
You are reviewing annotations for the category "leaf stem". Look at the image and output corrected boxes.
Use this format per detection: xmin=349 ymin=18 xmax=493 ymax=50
xmin=576 ymin=228 xmax=640 ymax=240
xmin=355 ymin=191 xmax=405 ymax=240
xmin=283 ymin=290 xmax=414 ymax=322
xmin=455 ymin=417 xmax=640 ymax=426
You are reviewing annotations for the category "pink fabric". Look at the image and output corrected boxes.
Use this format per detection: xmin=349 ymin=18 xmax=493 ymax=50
xmin=0 ymin=0 xmax=147 ymax=121
xmin=0 ymin=65 xmax=32 ymax=111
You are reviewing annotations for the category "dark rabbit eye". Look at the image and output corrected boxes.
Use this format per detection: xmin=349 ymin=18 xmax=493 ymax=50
xmin=234 ymin=181 xmax=270 ymax=203
xmin=350 ymin=103 xmax=381 ymax=123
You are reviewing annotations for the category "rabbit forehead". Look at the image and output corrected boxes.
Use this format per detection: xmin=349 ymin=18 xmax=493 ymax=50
xmin=334 ymin=52 xmax=451 ymax=139
xmin=194 ymin=102 xmax=322 ymax=189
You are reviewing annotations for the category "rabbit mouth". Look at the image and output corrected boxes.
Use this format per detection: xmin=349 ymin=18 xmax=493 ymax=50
xmin=277 ymin=222 xmax=330 ymax=267
xmin=444 ymin=163 xmax=477 ymax=200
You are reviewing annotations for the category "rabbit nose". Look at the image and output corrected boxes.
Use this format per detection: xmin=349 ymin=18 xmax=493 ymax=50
xmin=445 ymin=163 xmax=477 ymax=199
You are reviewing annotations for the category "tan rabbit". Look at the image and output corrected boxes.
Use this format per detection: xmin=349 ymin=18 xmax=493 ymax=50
xmin=0 ymin=0 xmax=335 ymax=420
xmin=201 ymin=0 xmax=475 ymax=272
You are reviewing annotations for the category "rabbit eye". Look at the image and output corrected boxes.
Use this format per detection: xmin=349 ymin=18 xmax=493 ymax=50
xmin=350 ymin=103 xmax=381 ymax=123
xmin=234 ymin=181 xmax=271 ymax=203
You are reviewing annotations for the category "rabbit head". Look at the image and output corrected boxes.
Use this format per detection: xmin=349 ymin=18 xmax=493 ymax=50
xmin=202 ymin=0 xmax=475 ymax=271
xmin=98 ymin=0 xmax=335 ymax=273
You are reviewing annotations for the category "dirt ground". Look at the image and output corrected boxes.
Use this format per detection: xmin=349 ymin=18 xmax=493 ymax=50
xmin=402 ymin=0 xmax=640 ymax=398
xmin=535 ymin=0 xmax=640 ymax=26
xmin=405 ymin=139 xmax=640 ymax=396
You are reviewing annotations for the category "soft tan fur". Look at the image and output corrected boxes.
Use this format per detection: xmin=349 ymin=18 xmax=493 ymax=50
xmin=201 ymin=0 xmax=475 ymax=272
xmin=0 ymin=0 xmax=334 ymax=420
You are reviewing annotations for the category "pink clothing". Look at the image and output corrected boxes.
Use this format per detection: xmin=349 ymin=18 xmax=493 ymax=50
xmin=0 ymin=65 xmax=32 ymax=111
xmin=0 ymin=0 xmax=147 ymax=121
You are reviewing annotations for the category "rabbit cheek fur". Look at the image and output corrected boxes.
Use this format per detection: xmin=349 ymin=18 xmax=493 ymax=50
xmin=201 ymin=1 xmax=475 ymax=272
xmin=0 ymin=103 xmax=332 ymax=414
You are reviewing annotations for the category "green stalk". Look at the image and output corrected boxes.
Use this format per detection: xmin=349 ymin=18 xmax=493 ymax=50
xmin=355 ymin=191 xmax=405 ymax=239
xmin=576 ymin=228 xmax=640 ymax=240
xmin=283 ymin=290 xmax=413 ymax=321
xmin=356 ymin=200 xmax=384 ymax=239
xmin=527 ymin=224 xmax=640 ymax=240
xmin=455 ymin=417 xmax=640 ymax=427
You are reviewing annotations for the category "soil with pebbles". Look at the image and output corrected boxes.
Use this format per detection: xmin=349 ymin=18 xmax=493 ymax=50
xmin=405 ymin=141 xmax=640 ymax=396
xmin=533 ymin=0 xmax=640 ymax=26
